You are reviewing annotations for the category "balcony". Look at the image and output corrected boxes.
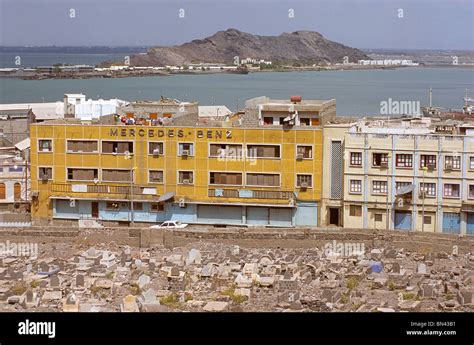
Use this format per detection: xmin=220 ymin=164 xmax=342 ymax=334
xmin=50 ymin=183 xmax=158 ymax=201
xmin=208 ymin=188 xmax=294 ymax=200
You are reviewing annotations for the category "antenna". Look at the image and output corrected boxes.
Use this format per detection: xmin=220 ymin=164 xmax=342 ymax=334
xmin=429 ymin=87 xmax=432 ymax=108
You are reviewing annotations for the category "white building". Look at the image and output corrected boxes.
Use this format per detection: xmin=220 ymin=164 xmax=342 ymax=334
xmin=63 ymin=94 xmax=129 ymax=120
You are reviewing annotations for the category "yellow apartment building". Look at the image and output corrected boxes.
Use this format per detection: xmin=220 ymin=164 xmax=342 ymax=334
xmin=30 ymin=96 xmax=331 ymax=227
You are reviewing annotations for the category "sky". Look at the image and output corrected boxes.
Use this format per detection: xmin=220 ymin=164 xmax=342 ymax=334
xmin=0 ymin=0 xmax=473 ymax=49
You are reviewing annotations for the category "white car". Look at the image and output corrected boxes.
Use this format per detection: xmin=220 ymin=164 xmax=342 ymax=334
xmin=150 ymin=221 xmax=188 ymax=229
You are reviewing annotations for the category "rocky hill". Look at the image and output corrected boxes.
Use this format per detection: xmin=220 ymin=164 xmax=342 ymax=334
xmin=128 ymin=29 xmax=369 ymax=66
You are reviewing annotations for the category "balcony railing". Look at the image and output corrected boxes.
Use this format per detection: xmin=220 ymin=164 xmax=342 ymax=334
xmin=50 ymin=183 xmax=156 ymax=200
xmin=208 ymin=188 xmax=294 ymax=200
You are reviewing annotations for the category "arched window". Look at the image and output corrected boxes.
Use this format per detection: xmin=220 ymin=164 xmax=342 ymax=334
xmin=14 ymin=183 xmax=21 ymax=200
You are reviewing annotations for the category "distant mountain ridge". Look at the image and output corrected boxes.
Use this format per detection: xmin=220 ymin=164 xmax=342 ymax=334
xmin=128 ymin=28 xmax=370 ymax=66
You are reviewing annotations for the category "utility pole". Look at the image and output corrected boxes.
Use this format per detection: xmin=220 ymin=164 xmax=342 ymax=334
xmin=125 ymin=152 xmax=134 ymax=226
xmin=386 ymin=154 xmax=390 ymax=230
xmin=422 ymin=166 xmax=427 ymax=232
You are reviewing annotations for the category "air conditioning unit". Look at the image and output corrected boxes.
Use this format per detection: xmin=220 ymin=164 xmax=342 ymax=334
xmin=300 ymin=182 xmax=308 ymax=189
xmin=40 ymin=174 xmax=49 ymax=181
xmin=380 ymin=161 xmax=388 ymax=168
xmin=152 ymin=148 xmax=161 ymax=156
xmin=445 ymin=163 xmax=453 ymax=170
xmin=181 ymin=150 xmax=189 ymax=156
xmin=182 ymin=179 xmax=191 ymax=184
xmin=427 ymin=163 xmax=436 ymax=170
xmin=296 ymin=154 xmax=304 ymax=160
xmin=178 ymin=198 xmax=186 ymax=208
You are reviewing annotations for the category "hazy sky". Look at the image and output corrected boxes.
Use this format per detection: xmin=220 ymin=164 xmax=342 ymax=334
xmin=0 ymin=0 xmax=473 ymax=49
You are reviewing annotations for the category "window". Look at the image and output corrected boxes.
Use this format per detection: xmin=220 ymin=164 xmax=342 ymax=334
xmin=263 ymin=117 xmax=273 ymax=125
xmin=296 ymin=174 xmax=313 ymax=188
xmin=38 ymin=167 xmax=52 ymax=180
xmin=178 ymin=143 xmax=194 ymax=156
xmin=9 ymin=166 xmax=23 ymax=172
xmin=420 ymin=155 xmax=436 ymax=169
xmin=350 ymin=180 xmax=362 ymax=193
xmin=349 ymin=205 xmax=362 ymax=217
xmin=210 ymin=172 xmax=243 ymax=185
xmin=151 ymin=203 xmax=165 ymax=212
xmin=470 ymin=157 xmax=474 ymax=170
xmin=350 ymin=152 xmax=362 ymax=166
xmin=423 ymin=216 xmax=432 ymax=225
xmin=0 ymin=183 xmax=5 ymax=199
xmin=178 ymin=171 xmax=194 ymax=184
xmin=420 ymin=183 xmax=436 ymax=197
xmin=372 ymin=181 xmax=387 ymax=194
xmin=38 ymin=139 xmax=52 ymax=152
xmin=149 ymin=170 xmax=164 ymax=183
xmin=444 ymin=184 xmax=460 ymax=198
xmin=445 ymin=156 xmax=461 ymax=170
xmin=396 ymin=154 xmax=413 ymax=168
xmin=469 ymin=185 xmax=474 ymax=199
xmin=67 ymin=168 xmax=98 ymax=181
xmin=148 ymin=142 xmax=164 ymax=155
xmin=296 ymin=146 xmax=313 ymax=159
xmin=102 ymin=169 xmax=132 ymax=182
xmin=67 ymin=140 xmax=98 ymax=153
xmin=396 ymin=181 xmax=411 ymax=193
xmin=300 ymin=118 xmax=310 ymax=126
xmin=209 ymin=144 xmax=242 ymax=158
xmin=246 ymin=173 xmax=279 ymax=187
xmin=374 ymin=214 xmax=383 ymax=222
xmin=133 ymin=202 xmax=143 ymax=211
xmin=106 ymin=202 xmax=120 ymax=210
xmin=247 ymin=145 xmax=281 ymax=159
xmin=102 ymin=141 xmax=133 ymax=154
xmin=372 ymin=153 xmax=388 ymax=167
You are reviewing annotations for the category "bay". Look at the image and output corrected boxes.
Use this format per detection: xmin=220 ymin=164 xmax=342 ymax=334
xmin=0 ymin=67 xmax=472 ymax=116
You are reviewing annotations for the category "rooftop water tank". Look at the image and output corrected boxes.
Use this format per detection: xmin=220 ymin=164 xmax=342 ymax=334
xmin=290 ymin=95 xmax=302 ymax=103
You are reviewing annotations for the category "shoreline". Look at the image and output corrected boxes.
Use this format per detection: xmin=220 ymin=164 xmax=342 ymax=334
xmin=1 ymin=64 xmax=472 ymax=81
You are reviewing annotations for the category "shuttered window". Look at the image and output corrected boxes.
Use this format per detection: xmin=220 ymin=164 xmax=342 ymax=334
xmin=210 ymin=172 xmax=243 ymax=185
xmin=67 ymin=140 xmax=98 ymax=153
xmin=296 ymin=174 xmax=312 ymax=187
xmin=149 ymin=170 xmax=164 ymax=183
xmin=67 ymin=168 xmax=98 ymax=181
xmin=246 ymin=173 xmax=280 ymax=187
xmin=296 ymin=146 xmax=313 ymax=159
xmin=148 ymin=142 xmax=164 ymax=155
xmin=38 ymin=139 xmax=52 ymax=152
xmin=247 ymin=145 xmax=280 ymax=158
xmin=102 ymin=141 xmax=133 ymax=154
xmin=0 ymin=183 xmax=5 ymax=199
xmin=38 ymin=167 xmax=53 ymax=180
xmin=178 ymin=171 xmax=193 ymax=184
xmin=102 ymin=169 xmax=132 ymax=182
xmin=209 ymin=144 xmax=242 ymax=157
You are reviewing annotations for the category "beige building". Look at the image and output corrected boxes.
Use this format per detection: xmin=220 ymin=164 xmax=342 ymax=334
xmin=322 ymin=117 xmax=474 ymax=235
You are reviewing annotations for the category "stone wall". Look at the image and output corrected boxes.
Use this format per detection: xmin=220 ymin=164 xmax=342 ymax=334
xmin=0 ymin=226 xmax=472 ymax=253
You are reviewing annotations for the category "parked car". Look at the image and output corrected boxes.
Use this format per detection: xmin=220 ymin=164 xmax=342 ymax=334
xmin=150 ymin=221 xmax=188 ymax=229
